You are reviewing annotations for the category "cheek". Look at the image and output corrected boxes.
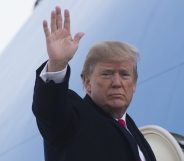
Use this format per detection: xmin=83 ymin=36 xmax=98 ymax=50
xmin=125 ymin=83 xmax=136 ymax=96
xmin=90 ymin=81 xmax=107 ymax=98
xmin=90 ymin=85 xmax=107 ymax=107
xmin=91 ymin=82 xmax=102 ymax=94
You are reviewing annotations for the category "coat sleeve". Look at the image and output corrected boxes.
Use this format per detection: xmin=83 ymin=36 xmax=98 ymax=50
xmin=32 ymin=62 xmax=81 ymax=147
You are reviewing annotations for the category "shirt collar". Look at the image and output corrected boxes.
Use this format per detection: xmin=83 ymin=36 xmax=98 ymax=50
xmin=115 ymin=112 xmax=127 ymax=122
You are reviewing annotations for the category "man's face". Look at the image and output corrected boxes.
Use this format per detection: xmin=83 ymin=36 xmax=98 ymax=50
xmin=84 ymin=59 xmax=136 ymax=118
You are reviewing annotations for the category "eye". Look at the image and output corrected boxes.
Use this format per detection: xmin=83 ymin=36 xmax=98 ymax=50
xmin=102 ymin=72 xmax=110 ymax=76
xmin=120 ymin=71 xmax=131 ymax=78
xmin=101 ymin=71 xmax=113 ymax=78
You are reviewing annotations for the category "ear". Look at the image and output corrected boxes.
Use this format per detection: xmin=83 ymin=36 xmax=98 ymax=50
xmin=133 ymin=82 xmax=137 ymax=93
xmin=82 ymin=75 xmax=91 ymax=94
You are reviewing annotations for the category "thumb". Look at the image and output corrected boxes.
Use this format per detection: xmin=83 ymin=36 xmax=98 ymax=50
xmin=74 ymin=32 xmax=85 ymax=44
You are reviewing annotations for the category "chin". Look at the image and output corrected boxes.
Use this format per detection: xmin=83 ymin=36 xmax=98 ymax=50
xmin=109 ymin=103 xmax=126 ymax=109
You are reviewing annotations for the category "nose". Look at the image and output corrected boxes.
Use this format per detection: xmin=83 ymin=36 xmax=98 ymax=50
xmin=111 ymin=73 xmax=122 ymax=88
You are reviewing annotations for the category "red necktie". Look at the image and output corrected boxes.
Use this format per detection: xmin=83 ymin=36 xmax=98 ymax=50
xmin=118 ymin=119 xmax=126 ymax=128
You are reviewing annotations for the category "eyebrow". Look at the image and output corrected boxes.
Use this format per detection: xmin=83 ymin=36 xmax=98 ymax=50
xmin=100 ymin=67 xmax=131 ymax=72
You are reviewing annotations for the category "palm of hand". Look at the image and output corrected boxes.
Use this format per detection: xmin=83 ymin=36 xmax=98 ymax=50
xmin=43 ymin=6 xmax=84 ymax=71
xmin=47 ymin=28 xmax=77 ymax=63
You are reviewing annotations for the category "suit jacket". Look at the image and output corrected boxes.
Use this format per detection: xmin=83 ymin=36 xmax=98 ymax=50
xmin=32 ymin=62 xmax=156 ymax=161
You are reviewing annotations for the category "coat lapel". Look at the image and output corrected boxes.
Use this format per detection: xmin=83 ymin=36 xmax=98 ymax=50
xmin=126 ymin=115 xmax=156 ymax=161
xmin=112 ymin=119 xmax=141 ymax=161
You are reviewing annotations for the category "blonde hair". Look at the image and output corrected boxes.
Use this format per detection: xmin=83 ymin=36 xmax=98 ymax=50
xmin=81 ymin=41 xmax=139 ymax=81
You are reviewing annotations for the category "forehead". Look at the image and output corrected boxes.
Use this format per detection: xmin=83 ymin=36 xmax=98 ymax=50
xmin=94 ymin=59 xmax=135 ymax=70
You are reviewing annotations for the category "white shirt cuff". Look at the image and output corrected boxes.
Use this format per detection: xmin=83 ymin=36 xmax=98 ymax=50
xmin=40 ymin=62 xmax=67 ymax=83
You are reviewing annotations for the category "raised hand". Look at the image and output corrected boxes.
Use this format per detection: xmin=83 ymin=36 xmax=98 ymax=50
xmin=43 ymin=6 xmax=84 ymax=72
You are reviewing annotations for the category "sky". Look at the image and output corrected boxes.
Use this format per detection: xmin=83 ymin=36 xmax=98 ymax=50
xmin=0 ymin=0 xmax=36 ymax=55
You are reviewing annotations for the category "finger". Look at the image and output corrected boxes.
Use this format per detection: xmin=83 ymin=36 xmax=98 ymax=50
xmin=74 ymin=32 xmax=85 ymax=44
xmin=51 ymin=10 xmax=57 ymax=33
xmin=55 ymin=6 xmax=62 ymax=29
xmin=64 ymin=9 xmax=71 ymax=34
xmin=43 ymin=20 xmax=50 ymax=38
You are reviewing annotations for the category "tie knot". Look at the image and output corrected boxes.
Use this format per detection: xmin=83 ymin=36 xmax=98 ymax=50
xmin=118 ymin=119 xmax=126 ymax=128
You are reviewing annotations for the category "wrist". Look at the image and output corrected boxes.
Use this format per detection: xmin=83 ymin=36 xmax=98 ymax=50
xmin=47 ymin=60 xmax=68 ymax=72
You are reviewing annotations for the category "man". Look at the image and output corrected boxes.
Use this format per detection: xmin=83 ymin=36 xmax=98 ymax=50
xmin=32 ymin=6 xmax=156 ymax=161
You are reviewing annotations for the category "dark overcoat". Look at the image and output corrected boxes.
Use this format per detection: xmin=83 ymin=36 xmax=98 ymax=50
xmin=32 ymin=63 xmax=156 ymax=161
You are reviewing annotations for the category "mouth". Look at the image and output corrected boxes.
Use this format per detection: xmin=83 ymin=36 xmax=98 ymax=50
xmin=109 ymin=93 xmax=124 ymax=98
